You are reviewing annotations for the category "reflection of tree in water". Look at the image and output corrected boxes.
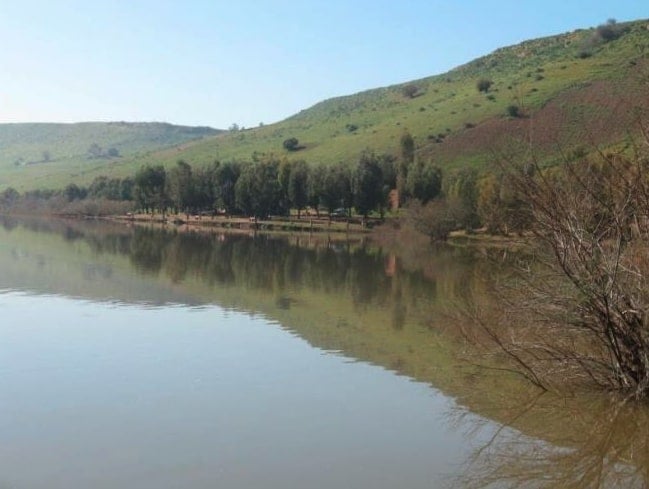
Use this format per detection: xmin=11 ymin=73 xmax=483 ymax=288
xmin=129 ymin=227 xmax=166 ymax=275
xmin=124 ymin=231 xmax=398 ymax=306
xmin=0 ymin=216 xmax=18 ymax=232
xmin=454 ymin=392 xmax=649 ymax=489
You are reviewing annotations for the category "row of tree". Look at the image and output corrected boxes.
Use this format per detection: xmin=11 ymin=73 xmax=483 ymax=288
xmin=0 ymin=129 xmax=531 ymax=238
xmin=132 ymin=151 xmax=444 ymax=219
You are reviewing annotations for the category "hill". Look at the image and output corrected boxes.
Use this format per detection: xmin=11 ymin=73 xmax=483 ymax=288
xmin=122 ymin=19 xmax=649 ymax=173
xmin=0 ymin=122 xmax=220 ymax=190
xmin=2 ymin=18 xmax=649 ymax=192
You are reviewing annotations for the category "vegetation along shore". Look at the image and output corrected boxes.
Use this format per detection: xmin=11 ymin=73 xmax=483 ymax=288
xmin=2 ymin=18 xmax=649 ymax=398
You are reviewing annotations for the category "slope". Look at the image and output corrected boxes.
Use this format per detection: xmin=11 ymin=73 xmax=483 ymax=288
xmin=4 ymin=19 xmax=649 ymax=192
xmin=121 ymin=18 xmax=649 ymax=174
xmin=0 ymin=122 xmax=220 ymax=190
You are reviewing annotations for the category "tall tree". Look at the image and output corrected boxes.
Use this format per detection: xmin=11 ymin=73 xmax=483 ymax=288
xmin=134 ymin=165 xmax=167 ymax=214
xmin=398 ymin=131 xmax=415 ymax=203
xmin=406 ymin=159 xmax=442 ymax=204
xmin=352 ymin=151 xmax=384 ymax=218
xmin=214 ymin=161 xmax=241 ymax=215
xmin=235 ymin=159 xmax=285 ymax=218
xmin=167 ymin=160 xmax=195 ymax=215
xmin=320 ymin=162 xmax=352 ymax=215
xmin=288 ymin=160 xmax=309 ymax=218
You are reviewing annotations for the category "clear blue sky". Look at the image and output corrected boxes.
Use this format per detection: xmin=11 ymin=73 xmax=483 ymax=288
xmin=0 ymin=1 xmax=646 ymax=129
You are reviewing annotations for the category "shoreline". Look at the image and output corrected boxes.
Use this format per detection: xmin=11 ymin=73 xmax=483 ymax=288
xmin=106 ymin=212 xmax=376 ymax=238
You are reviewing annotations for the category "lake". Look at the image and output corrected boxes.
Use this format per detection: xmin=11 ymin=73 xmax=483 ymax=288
xmin=0 ymin=217 xmax=647 ymax=488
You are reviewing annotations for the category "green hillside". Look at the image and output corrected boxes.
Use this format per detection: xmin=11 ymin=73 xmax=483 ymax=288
xmin=0 ymin=122 xmax=220 ymax=190
xmin=2 ymin=18 xmax=649 ymax=192
xmin=125 ymin=19 xmax=649 ymax=172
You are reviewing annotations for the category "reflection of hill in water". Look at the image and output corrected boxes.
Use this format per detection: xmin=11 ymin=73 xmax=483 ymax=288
xmin=2 ymin=216 xmax=649 ymax=488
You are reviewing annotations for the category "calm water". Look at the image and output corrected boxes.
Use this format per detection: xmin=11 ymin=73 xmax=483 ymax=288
xmin=0 ymin=217 xmax=647 ymax=488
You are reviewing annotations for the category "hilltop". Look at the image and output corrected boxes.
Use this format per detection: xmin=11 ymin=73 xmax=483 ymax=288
xmin=127 ymin=18 xmax=649 ymax=171
xmin=0 ymin=122 xmax=220 ymax=190
xmin=2 ymin=18 xmax=649 ymax=192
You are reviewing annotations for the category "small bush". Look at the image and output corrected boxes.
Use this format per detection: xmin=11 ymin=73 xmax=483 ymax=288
xmin=283 ymin=137 xmax=300 ymax=151
xmin=476 ymin=78 xmax=493 ymax=93
xmin=506 ymin=105 xmax=521 ymax=118
xmin=402 ymin=84 xmax=420 ymax=99
xmin=406 ymin=199 xmax=459 ymax=242
xmin=595 ymin=19 xmax=622 ymax=42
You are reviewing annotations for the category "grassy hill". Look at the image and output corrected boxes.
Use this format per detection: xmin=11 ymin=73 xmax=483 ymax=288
xmin=0 ymin=122 xmax=220 ymax=190
xmin=2 ymin=18 xmax=648 ymax=192
xmin=125 ymin=19 xmax=649 ymax=172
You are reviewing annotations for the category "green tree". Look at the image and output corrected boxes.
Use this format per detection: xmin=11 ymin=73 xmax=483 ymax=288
xmin=134 ymin=165 xmax=167 ymax=214
xmin=320 ymin=163 xmax=352 ymax=215
xmin=476 ymin=78 xmax=492 ymax=93
xmin=352 ymin=151 xmax=384 ymax=218
xmin=278 ymin=159 xmax=293 ymax=209
xmin=288 ymin=160 xmax=309 ymax=218
xmin=307 ymin=165 xmax=325 ymax=216
xmin=398 ymin=131 xmax=415 ymax=203
xmin=192 ymin=162 xmax=219 ymax=213
xmin=0 ymin=187 xmax=20 ymax=210
xmin=63 ymin=183 xmax=87 ymax=202
xmin=235 ymin=159 xmax=285 ymax=217
xmin=406 ymin=159 xmax=442 ymax=204
xmin=214 ymin=161 xmax=241 ymax=215
xmin=167 ymin=160 xmax=195 ymax=215
xmin=446 ymin=168 xmax=480 ymax=230
xmin=119 ymin=177 xmax=134 ymax=201
xmin=283 ymin=137 xmax=300 ymax=151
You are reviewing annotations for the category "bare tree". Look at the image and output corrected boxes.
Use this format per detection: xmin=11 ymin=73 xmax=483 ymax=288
xmin=465 ymin=123 xmax=649 ymax=399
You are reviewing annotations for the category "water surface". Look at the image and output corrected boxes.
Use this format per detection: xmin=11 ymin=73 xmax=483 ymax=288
xmin=0 ymin=217 xmax=647 ymax=488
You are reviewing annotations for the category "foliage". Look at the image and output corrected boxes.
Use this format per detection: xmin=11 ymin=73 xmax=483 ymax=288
xmin=595 ymin=18 xmax=624 ymax=42
xmin=4 ymin=20 xmax=649 ymax=192
xmin=134 ymin=165 xmax=167 ymax=213
xmin=445 ymin=168 xmax=480 ymax=230
xmin=319 ymin=162 xmax=352 ymax=214
xmin=506 ymin=104 xmax=521 ymax=118
xmin=287 ymin=160 xmax=309 ymax=217
xmin=476 ymin=78 xmax=493 ymax=93
xmin=166 ymin=160 xmax=194 ymax=214
xmin=477 ymin=134 xmax=649 ymax=398
xmin=213 ymin=161 xmax=241 ymax=214
xmin=283 ymin=137 xmax=301 ymax=151
xmin=406 ymin=198 xmax=459 ymax=241
xmin=406 ymin=159 xmax=442 ymax=204
xmin=352 ymin=151 xmax=384 ymax=218
xmin=398 ymin=131 xmax=415 ymax=203
xmin=401 ymin=84 xmax=420 ymax=99
xmin=235 ymin=158 xmax=286 ymax=217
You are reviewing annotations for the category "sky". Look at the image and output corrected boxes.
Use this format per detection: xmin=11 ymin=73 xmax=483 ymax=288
xmin=0 ymin=1 xmax=646 ymax=129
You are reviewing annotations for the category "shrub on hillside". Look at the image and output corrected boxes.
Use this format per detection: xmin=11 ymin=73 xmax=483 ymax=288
xmin=282 ymin=137 xmax=301 ymax=151
xmin=506 ymin=105 xmax=521 ymax=118
xmin=401 ymin=84 xmax=421 ymax=99
xmin=476 ymin=78 xmax=492 ymax=93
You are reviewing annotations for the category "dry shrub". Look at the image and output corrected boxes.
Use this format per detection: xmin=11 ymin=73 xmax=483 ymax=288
xmin=466 ymin=128 xmax=649 ymax=398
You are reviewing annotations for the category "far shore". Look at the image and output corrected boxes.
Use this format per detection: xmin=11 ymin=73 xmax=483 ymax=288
xmin=107 ymin=211 xmax=377 ymax=237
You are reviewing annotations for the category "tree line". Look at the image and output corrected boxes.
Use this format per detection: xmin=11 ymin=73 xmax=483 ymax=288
xmin=0 ymin=132 xmax=537 ymax=239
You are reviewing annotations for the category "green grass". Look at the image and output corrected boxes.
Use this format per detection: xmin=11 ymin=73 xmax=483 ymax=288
xmin=121 ymin=19 xmax=649 ymax=172
xmin=0 ymin=122 xmax=219 ymax=190
xmin=2 ymin=19 xmax=648 ymax=191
